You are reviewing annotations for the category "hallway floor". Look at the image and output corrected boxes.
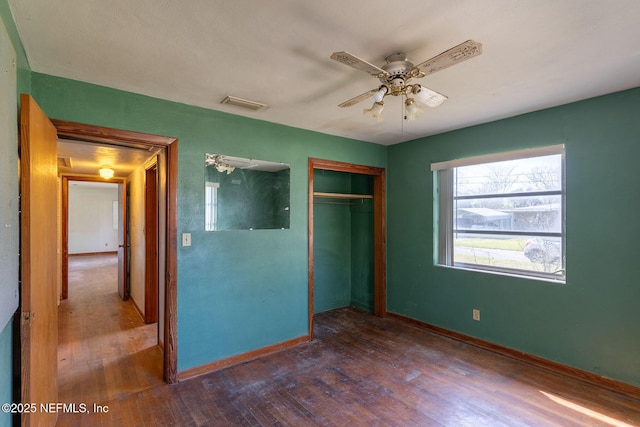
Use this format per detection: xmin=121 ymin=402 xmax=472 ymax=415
xmin=57 ymin=254 xmax=163 ymax=422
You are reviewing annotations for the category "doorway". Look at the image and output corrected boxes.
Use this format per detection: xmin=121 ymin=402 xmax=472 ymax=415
xmin=19 ymin=96 xmax=179 ymax=426
xmin=61 ymin=177 xmax=125 ymax=300
xmin=53 ymin=119 xmax=178 ymax=383
xmin=307 ymin=158 xmax=386 ymax=339
xmin=59 ymin=168 xmax=164 ymax=402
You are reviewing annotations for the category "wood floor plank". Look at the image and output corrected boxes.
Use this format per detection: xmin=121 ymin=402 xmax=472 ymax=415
xmin=57 ymin=255 xmax=163 ymax=426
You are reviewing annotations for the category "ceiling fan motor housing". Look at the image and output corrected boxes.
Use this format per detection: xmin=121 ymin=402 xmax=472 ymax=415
xmin=381 ymin=53 xmax=415 ymax=96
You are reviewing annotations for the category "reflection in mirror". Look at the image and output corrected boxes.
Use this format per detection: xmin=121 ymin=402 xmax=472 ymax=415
xmin=205 ymin=154 xmax=290 ymax=231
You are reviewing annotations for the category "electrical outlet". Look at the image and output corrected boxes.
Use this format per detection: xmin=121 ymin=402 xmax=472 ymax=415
xmin=182 ymin=233 xmax=191 ymax=247
xmin=472 ymin=309 xmax=480 ymax=321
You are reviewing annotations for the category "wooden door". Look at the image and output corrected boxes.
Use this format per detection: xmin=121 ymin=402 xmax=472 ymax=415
xmin=20 ymin=94 xmax=59 ymax=426
xmin=144 ymin=164 xmax=159 ymax=323
xmin=117 ymin=182 xmax=129 ymax=300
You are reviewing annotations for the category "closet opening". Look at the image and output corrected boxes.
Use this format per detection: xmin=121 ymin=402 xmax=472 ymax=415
xmin=307 ymin=158 xmax=386 ymax=339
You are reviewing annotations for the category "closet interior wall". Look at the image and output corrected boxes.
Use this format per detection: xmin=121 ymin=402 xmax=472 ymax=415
xmin=313 ymin=170 xmax=374 ymax=314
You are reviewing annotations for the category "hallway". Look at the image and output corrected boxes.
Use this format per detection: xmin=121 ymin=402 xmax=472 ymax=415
xmin=57 ymin=254 xmax=163 ymax=411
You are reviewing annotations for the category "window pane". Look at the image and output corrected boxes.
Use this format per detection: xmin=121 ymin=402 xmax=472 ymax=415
xmin=455 ymin=154 xmax=562 ymax=197
xmin=454 ymin=195 xmax=561 ymax=233
xmin=434 ymin=147 xmax=565 ymax=281
xmin=205 ymin=182 xmax=218 ymax=231
xmin=453 ymin=234 xmax=563 ymax=276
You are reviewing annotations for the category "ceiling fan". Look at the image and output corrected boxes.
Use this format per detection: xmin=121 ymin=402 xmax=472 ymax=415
xmin=330 ymin=40 xmax=482 ymax=121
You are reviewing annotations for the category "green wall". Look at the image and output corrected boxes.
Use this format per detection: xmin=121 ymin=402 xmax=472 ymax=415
xmin=1 ymin=2 xmax=29 ymax=425
xmin=313 ymin=170 xmax=353 ymax=313
xmin=349 ymin=174 xmax=374 ymax=311
xmin=0 ymin=3 xmax=19 ymax=330
xmin=0 ymin=325 xmax=11 ymax=427
xmin=30 ymin=73 xmax=386 ymax=371
xmin=0 ymin=0 xmax=29 ymax=95
xmin=387 ymin=87 xmax=640 ymax=387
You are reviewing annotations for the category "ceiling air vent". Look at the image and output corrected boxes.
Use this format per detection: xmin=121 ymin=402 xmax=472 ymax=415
xmin=221 ymin=96 xmax=268 ymax=112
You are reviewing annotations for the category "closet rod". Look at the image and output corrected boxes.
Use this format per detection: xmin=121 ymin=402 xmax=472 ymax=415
xmin=313 ymin=199 xmax=365 ymax=206
xmin=313 ymin=192 xmax=373 ymax=199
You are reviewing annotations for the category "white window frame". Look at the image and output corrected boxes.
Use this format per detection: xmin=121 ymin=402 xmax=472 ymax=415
xmin=432 ymin=145 xmax=565 ymax=282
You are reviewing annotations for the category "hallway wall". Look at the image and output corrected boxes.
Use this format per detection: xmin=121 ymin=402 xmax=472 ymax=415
xmin=0 ymin=0 xmax=18 ymax=336
xmin=128 ymin=163 xmax=146 ymax=315
xmin=127 ymin=157 xmax=161 ymax=321
xmin=0 ymin=1 xmax=30 ymax=424
xmin=68 ymin=184 xmax=119 ymax=254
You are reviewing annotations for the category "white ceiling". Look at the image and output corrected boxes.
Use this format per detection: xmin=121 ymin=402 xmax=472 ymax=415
xmin=68 ymin=180 xmax=118 ymax=190
xmin=57 ymin=139 xmax=159 ymax=178
xmin=9 ymin=1 xmax=640 ymax=145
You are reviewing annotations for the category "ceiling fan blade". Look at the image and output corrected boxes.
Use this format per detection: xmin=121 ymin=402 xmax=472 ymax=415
xmin=331 ymin=51 xmax=389 ymax=78
xmin=338 ymin=88 xmax=379 ymax=108
xmin=413 ymin=40 xmax=482 ymax=77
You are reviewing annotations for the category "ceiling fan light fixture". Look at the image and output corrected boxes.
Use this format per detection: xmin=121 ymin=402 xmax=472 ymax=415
xmin=363 ymin=101 xmax=384 ymax=122
xmin=205 ymin=153 xmax=236 ymax=174
xmin=331 ymin=40 xmax=481 ymax=122
xmin=413 ymin=85 xmax=448 ymax=108
xmin=372 ymin=86 xmax=388 ymax=103
xmin=404 ymin=98 xmax=424 ymax=121
xmin=215 ymin=163 xmax=235 ymax=174
xmin=99 ymin=167 xmax=115 ymax=179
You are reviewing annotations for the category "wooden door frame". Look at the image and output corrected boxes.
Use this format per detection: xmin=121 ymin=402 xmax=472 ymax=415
xmin=52 ymin=119 xmax=178 ymax=383
xmin=144 ymin=163 xmax=159 ymax=324
xmin=117 ymin=180 xmax=129 ymax=301
xmin=307 ymin=158 xmax=386 ymax=339
xmin=61 ymin=175 xmax=126 ymax=300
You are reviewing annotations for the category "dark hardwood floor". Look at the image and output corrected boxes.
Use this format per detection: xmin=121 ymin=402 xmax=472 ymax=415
xmin=57 ymin=256 xmax=640 ymax=426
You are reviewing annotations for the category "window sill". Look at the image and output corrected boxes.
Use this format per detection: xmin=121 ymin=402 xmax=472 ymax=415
xmin=434 ymin=263 xmax=566 ymax=285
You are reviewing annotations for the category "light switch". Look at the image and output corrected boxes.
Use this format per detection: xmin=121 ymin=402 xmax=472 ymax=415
xmin=182 ymin=233 xmax=191 ymax=247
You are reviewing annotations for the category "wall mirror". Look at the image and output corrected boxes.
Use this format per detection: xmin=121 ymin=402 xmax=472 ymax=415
xmin=205 ymin=154 xmax=290 ymax=231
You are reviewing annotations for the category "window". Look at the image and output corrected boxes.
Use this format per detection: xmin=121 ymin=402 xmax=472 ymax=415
xmin=432 ymin=145 xmax=565 ymax=282
xmin=205 ymin=181 xmax=219 ymax=231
